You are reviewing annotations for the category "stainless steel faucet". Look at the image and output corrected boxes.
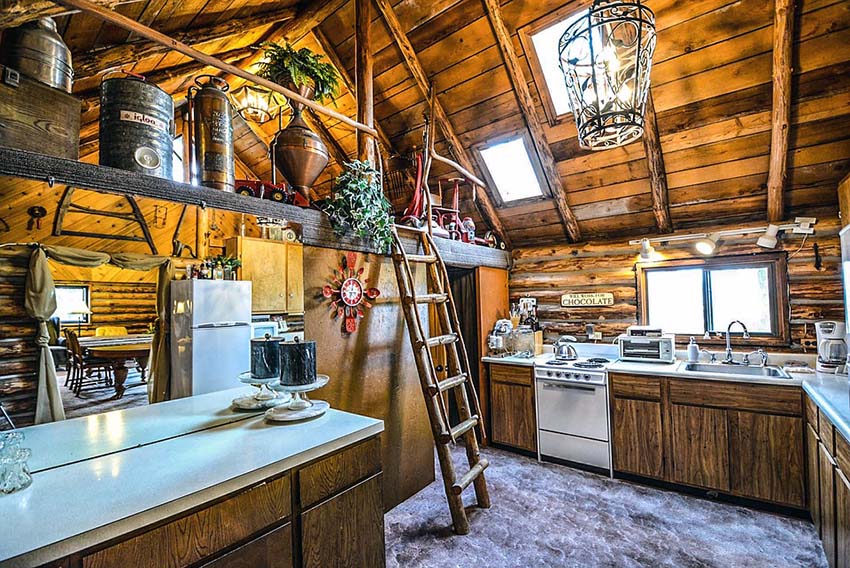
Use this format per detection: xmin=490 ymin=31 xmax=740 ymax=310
xmin=743 ymin=349 xmax=768 ymax=366
xmin=724 ymin=320 xmax=751 ymax=364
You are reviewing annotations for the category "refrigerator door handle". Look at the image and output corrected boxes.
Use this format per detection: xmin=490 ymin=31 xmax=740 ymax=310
xmin=195 ymin=321 xmax=251 ymax=328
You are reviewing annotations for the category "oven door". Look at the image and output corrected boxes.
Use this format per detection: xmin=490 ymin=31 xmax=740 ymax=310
xmin=536 ymin=379 xmax=608 ymax=441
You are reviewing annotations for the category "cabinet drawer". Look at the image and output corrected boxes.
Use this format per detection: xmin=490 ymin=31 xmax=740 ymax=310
xmin=83 ymin=474 xmax=291 ymax=568
xmin=609 ymin=373 xmax=661 ymax=401
xmin=489 ymin=363 xmax=533 ymax=386
xmin=299 ymin=436 xmax=381 ymax=508
xmin=819 ymin=413 xmax=836 ymax=457
xmin=805 ymin=395 xmax=819 ymax=428
xmin=201 ymin=523 xmax=292 ymax=568
xmin=837 ymin=429 xmax=850 ymax=475
xmin=668 ymin=379 xmax=802 ymax=416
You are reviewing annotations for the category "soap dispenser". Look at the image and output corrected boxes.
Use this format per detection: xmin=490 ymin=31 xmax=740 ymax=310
xmin=687 ymin=337 xmax=700 ymax=363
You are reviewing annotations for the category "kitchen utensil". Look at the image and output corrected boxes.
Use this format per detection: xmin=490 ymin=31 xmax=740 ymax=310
xmin=554 ymin=335 xmax=578 ymax=360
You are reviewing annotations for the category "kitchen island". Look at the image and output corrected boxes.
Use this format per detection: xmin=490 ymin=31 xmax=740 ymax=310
xmin=0 ymin=388 xmax=385 ymax=568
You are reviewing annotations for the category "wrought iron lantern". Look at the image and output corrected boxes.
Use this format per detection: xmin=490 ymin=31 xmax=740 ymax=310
xmin=558 ymin=0 xmax=656 ymax=150
xmin=229 ymin=84 xmax=284 ymax=124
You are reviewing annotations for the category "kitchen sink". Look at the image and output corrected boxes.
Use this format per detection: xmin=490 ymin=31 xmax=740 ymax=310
xmin=682 ymin=362 xmax=791 ymax=379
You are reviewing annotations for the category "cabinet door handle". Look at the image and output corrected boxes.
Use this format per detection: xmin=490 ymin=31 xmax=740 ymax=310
xmin=541 ymin=382 xmax=596 ymax=393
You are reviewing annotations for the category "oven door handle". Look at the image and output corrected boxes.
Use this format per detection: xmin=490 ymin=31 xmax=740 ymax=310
xmin=540 ymin=382 xmax=598 ymax=392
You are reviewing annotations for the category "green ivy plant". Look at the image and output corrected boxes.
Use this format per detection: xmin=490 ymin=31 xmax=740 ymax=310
xmin=257 ymin=43 xmax=341 ymax=104
xmin=323 ymin=161 xmax=393 ymax=252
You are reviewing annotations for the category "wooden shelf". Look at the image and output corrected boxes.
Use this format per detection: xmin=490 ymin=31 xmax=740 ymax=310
xmin=0 ymin=146 xmax=510 ymax=269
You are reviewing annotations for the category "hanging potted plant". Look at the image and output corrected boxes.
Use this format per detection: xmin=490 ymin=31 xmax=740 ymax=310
xmin=257 ymin=43 xmax=342 ymax=202
xmin=323 ymin=160 xmax=394 ymax=253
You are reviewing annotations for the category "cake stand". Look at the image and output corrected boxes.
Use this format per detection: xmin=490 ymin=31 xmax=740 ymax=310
xmin=232 ymin=372 xmax=291 ymax=411
xmin=265 ymin=375 xmax=330 ymax=422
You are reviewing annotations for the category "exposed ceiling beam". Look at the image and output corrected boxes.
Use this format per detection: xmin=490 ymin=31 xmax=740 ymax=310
xmin=72 ymin=5 xmax=297 ymax=80
xmin=312 ymin=28 xmax=395 ymax=155
xmin=305 ymin=109 xmax=351 ymax=168
xmin=280 ymin=0 xmax=348 ymax=45
xmin=766 ymin=0 xmax=795 ymax=222
xmin=373 ymin=0 xmax=511 ymax=247
xmin=642 ymin=91 xmax=673 ymax=233
xmin=481 ymin=0 xmax=581 ymax=243
xmin=0 ymin=0 xmax=123 ymax=28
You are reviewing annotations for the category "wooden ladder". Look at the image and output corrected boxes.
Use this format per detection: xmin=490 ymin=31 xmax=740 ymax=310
xmin=390 ymin=224 xmax=491 ymax=535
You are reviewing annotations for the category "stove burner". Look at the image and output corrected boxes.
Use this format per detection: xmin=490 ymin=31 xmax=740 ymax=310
xmin=573 ymin=361 xmax=605 ymax=369
xmin=546 ymin=359 xmax=572 ymax=366
xmin=588 ymin=357 xmax=610 ymax=364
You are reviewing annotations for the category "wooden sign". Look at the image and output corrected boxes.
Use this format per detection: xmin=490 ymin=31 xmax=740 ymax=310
xmin=560 ymin=292 xmax=614 ymax=307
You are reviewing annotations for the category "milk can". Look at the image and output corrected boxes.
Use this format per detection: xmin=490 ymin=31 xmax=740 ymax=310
xmin=0 ymin=17 xmax=73 ymax=92
xmin=188 ymin=75 xmax=234 ymax=191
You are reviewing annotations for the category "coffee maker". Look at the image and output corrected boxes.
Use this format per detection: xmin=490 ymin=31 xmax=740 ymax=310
xmin=815 ymin=320 xmax=847 ymax=374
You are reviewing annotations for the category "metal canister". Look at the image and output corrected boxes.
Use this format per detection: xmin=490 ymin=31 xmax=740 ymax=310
xmin=250 ymin=334 xmax=281 ymax=379
xmin=0 ymin=17 xmax=73 ymax=92
xmin=98 ymin=74 xmax=174 ymax=179
xmin=189 ymin=75 xmax=234 ymax=191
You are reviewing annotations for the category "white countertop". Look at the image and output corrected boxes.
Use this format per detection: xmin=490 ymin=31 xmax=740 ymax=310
xmin=607 ymin=360 xmax=806 ymax=387
xmin=0 ymin=389 xmax=383 ymax=567
xmin=24 ymin=388 xmax=266 ymax=473
xmin=801 ymin=372 xmax=850 ymax=444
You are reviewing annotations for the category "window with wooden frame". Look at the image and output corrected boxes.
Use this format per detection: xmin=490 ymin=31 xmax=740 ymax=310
xmin=54 ymin=284 xmax=91 ymax=325
xmin=635 ymin=253 xmax=790 ymax=346
xmin=519 ymin=6 xmax=587 ymax=125
xmin=473 ymin=131 xmax=550 ymax=208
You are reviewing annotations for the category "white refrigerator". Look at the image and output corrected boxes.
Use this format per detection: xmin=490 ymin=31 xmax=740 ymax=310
xmin=170 ymin=280 xmax=252 ymax=399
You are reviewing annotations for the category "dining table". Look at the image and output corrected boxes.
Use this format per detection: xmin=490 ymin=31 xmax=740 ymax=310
xmin=87 ymin=343 xmax=151 ymax=399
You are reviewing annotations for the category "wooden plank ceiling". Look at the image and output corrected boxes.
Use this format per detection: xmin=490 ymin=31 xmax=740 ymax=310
xmin=11 ymin=0 xmax=850 ymax=247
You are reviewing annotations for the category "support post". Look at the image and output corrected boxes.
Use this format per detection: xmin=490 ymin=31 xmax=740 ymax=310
xmin=355 ymin=0 xmax=376 ymax=165
xmin=767 ymin=0 xmax=795 ymax=222
xmin=642 ymin=91 xmax=673 ymax=233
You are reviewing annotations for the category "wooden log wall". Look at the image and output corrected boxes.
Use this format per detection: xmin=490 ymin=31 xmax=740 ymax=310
xmin=0 ymin=249 xmax=38 ymax=428
xmin=510 ymin=216 xmax=845 ymax=352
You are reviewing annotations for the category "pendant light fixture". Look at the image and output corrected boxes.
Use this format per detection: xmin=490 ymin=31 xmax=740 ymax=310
xmin=230 ymin=84 xmax=284 ymax=124
xmin=558 ymin=0 xmax=656 ymax=150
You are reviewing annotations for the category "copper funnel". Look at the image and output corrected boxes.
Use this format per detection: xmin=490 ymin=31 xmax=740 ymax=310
xmin=272 ymin=107 xmax=328 ymax=199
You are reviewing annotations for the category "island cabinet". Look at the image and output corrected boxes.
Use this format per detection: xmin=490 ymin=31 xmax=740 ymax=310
xmin=56 ymin=436 xmax=384 ymax=568
xmin=805 ymin=395 xmax=850 ymax=568
xmin=609 ymin=373 xmax=805 ymax=509
xmin=487 ymin=363 xmax=537 ymax=453
xmin=226 ymin=236 xmax=304 ymax=314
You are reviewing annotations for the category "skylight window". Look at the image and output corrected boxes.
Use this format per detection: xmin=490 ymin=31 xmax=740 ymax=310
xmin=521 ymin=9 xmax=586 ymax=122
xmin=477 ymin=137 xmax=545 ymax=204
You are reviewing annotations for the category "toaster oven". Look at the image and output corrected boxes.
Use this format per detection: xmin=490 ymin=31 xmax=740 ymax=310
xmin=618 ymin=334 xmax=676 ymax=363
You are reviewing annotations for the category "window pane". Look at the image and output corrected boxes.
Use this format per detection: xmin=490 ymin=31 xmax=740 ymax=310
xmin=55 ymin=286 xmax=90 ymax=324
xmin=645 ymin=269 xmax=705 ymax=334
xmin=479 ymin=138 xmax=544 ymax=203
xmin=709 ymin=267 xmax=772 ymax=333
xmin=530 ymin=15 xmax=582 ymax=116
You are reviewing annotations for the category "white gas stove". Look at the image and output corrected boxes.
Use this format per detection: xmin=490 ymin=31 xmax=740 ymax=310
xmin=534 ymin=354 xmax=614 ymax=475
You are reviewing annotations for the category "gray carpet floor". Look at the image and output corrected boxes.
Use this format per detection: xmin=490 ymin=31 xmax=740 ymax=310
xmin=58 ymin=369 xmax=149 ymax=419
xmin=385 ymin=446 xmax=826 ymax=568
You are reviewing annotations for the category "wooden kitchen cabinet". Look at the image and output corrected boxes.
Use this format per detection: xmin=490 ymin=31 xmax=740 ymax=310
xmin=670 ymin=404 xmax=729 ymax=491
xmin=488 ymin=364 xmax=537 ymax=453
xmin=807 ymin=423 xmax=822 ymax=532
xmin=728 ymin=410 xmax=805 ymax=508
xmin=226 ymin=236 xmax=304 ymax=314
xmin=301 ymin=474 xmax=384 ymax=568
xmin=837 ymin=467 xmax=850 ymax=568
xmin=68 ymin=436 xmax=384 ymax=568
xmin=612 ymin=397 xmax=664 ymax=479
xmin=609 ymin=373 xmax=805 ymax=509
xmin=821 ymin=442 xmax=838 ymax=567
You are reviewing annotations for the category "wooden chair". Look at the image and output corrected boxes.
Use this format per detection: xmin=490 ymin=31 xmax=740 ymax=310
xmin=95 ymin=326 xmax=128 ymax=337
xmin=63 ymin=329 xmax=113 ymax=395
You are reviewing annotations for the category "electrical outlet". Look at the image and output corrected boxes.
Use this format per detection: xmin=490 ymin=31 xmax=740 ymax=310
xmin=793 ymin=217 xmax=816 ymax=234
xmin=590 ymin=331 xmax=603 ymax=340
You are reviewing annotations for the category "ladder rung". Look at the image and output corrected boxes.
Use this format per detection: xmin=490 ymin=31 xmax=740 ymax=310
xmin=452 ymin=458 xmax=490 ymax=495
xmin=425 ymin=333 xmax=458 ymax=348
xmin=440 ymin=416 xmax=479 ymax=443
xmin=405 ymin=253 xmax=437 ymax=264
xmin=428 ymin=373 xmax=467 ymax=396
xmin=395 ymin=224 xmax=427 ymax=233
xmin=406 ymin=293 xmax=447 ymax=304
